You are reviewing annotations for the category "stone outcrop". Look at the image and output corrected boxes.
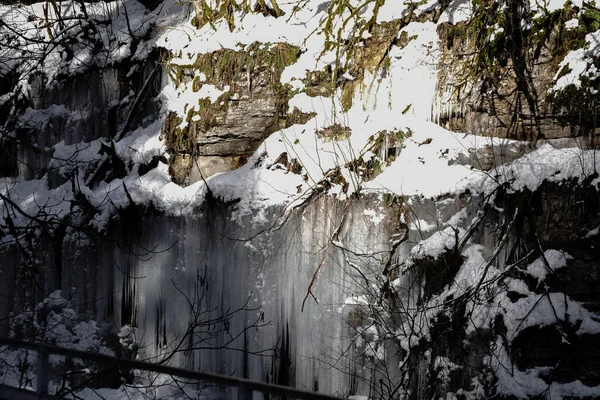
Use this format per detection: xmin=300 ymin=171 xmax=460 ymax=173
xmin=435 ymin=3 xmax=600 ymax=143
xmin=163 ymin=43 xmax=303 ymax=184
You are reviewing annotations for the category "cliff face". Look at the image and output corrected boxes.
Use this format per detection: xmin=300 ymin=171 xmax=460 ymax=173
xmin=435 ymin=0 xmax=600 ymax=142
xmin=1 ymin=0 xmax=600 ymax=398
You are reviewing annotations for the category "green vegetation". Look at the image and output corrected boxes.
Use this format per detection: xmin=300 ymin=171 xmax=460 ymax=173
xmin=549 ymin=73 xmax=600 ymax=130
xmin=345 ymin=128 xmax=413 ymax=181
xmin=186 ymin=0 xmax=431 ymax=116
xmin=368 ymin=128 xmax=412 ymax=156
xmin=286 ymin=107 xmax=317 ymax=126
xmin=440 ymin=0 xmax=600 ymax=140
xmin=298 ymin=16 xmax=408 ymax=112
xmin=338 ymin=19 xmax=404 ymax=111
xmin=168 ymin=42 xmax=300 ymax=90
xmin=163 ymin=42 xmax=301 ymax=163
xmin=546 ymin=5 xmax=600 ymax=130
xmin=302 ymin=68 xmax=336 ymax=98
xmin=191 ymin=0 xmax=284 ymax=31
xmin=316 ymin=123 xmax=352 ymax=141
xmin=383 ymin=192 xmax=403 ymax=208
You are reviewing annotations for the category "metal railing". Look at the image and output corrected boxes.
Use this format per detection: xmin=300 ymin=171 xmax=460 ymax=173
xmin=0 ymin=337 xmax=342 ymax=400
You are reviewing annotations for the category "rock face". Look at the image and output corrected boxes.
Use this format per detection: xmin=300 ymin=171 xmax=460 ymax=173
xmin=194 ymin=95 xmax=278 ymax=155
xmin=2 ymin=0 xmax=600 ymax=399
xmin=395 ymin=183 xmax=600 ymax=399
xmin=0 ymin=58 xmax=162 ymax=183
xmin=1 ymin=193 xmax=406 ymax=397
xmin=435 ymin=3 xmax=600 ymax=143
xmin=163 ymin=43 xmax=302 ymax=184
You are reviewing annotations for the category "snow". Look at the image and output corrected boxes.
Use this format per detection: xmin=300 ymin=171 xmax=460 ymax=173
xmin=565 ymin=18 xmax=579 ymax=29
xmin=465 ymin=247 xmax=600 ymax=339
xmin=503 ymin=291 xmax=600 ymax=338
xmin=51 ymin=140 xmax=103 ymax=177
xmin=20 ymin=105 xmax=69 ymax=126
xmin=438 ymin=0 xmax=473 ymax=24
xmin=115 ymin=120 xmax=166 ymax=165
xmin=3 ymin=0 xmax=596 ymax=226
xmin=362 ymin=208 xmax=385 ymax=225
xmin=586 ymin=224 xmax=600 ymax=237
xmin=75 ymin=377 xmax=209 ymax=400
xmin=434 ymin=356 xmax=460 ymax=386
xmin=530 ymin=0 xmax=569 ymax=13
xmin=161 ymin=81 xmax=229 ymax=128
xmin=376 ymin=0 xmax=412 ymax=23
xmin=526 ymin=249 xmax=572 ymax=284
xmin=492 ymin=339 xmax=600 ymax=399
xmin=152 ymin=1 xmax=464 ymax=213
xmin=368 ymin=134 xmax=600 ymax=201
xmin=344 ymin=295 xmax=370 ymax=306
xmin=0 ymin=291 xmax=114 ymax=393
xmin=157 ymin=1 xmax=325 ymax=59
xmin=446 ymin=244 xmax=493 ymax=296
xmin=365 ymin=122 xmax=516 ymax=198
xmin=405 ymin=226 xmax=460 ymax=264
xmin=3 ymin=0 xmax=600 ymax=397
xmin=552 ymin=30 xmax=600 ymax=92
xmin=0 ymin=0 xmax=155 ymax=87
xmin=476 ymin=144 xmax=600 ymax=195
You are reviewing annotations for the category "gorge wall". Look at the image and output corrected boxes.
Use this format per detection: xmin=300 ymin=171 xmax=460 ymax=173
xmin=1 ymin=0 xmax=600 ymax=398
